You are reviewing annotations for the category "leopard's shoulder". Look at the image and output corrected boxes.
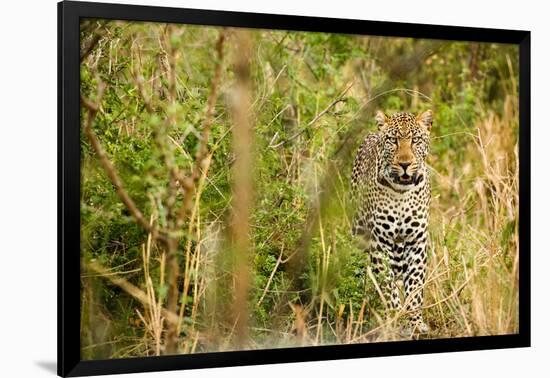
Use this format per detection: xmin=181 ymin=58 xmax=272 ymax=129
xmin=351 ymin=133 xmax=380 ymax=190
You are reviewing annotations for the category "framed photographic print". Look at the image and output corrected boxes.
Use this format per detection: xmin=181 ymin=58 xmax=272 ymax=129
xmin=58 ymin=0 xmax=531 ymax=376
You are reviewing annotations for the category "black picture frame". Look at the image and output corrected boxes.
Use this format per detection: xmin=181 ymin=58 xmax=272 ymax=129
xmin=58 ymin=1 xmax=531 ymax=376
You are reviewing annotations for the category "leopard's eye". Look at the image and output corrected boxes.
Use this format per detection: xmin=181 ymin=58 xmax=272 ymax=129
xmin=388 ymin=137 xmax=398 ymax=144
xmin=412 ymin=136 xmax=421 ymax=144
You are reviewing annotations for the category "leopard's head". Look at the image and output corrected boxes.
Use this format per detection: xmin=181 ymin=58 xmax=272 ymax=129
xmin=376 ymin=110 xmax=433 ymax=191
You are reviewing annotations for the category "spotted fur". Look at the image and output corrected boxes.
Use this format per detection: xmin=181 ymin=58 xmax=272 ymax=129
xmin=351 ymin=110 xmax=433 ymax=334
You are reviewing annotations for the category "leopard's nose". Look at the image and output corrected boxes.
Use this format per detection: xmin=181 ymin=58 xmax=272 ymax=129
xmin=399 ymin=162 xmax=411 ymax=172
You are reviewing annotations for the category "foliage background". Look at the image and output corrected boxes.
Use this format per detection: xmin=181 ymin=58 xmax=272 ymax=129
xmin=80 ymin=20 xmax=519 ymax=359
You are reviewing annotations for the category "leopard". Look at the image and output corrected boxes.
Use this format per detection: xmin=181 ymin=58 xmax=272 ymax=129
xmin=351 ymin=109 xmax=433 ymax=335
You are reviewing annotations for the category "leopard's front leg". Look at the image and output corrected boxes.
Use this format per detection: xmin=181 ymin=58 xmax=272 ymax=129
xmin=370 ymin=241 xmax=401 ymax=312
xmin=403 ymin=242 xmax=428 ymax=334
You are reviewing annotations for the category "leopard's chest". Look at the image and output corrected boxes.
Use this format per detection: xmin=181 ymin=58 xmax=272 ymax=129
xmin=368 ymin=184 xmax=429 ymax=245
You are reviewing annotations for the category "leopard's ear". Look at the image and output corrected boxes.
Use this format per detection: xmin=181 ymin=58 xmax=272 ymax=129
xmin=375 ymin=110 xmax=388 ymax=130
xmin=417 ymin=109 xmax=433 ymax=131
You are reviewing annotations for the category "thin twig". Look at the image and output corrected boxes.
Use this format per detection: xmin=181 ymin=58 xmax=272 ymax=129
xmin=257 ymin=243 xmax=285 ymax=306
xmin=270 ymin=82 xmax=354 ymax=148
